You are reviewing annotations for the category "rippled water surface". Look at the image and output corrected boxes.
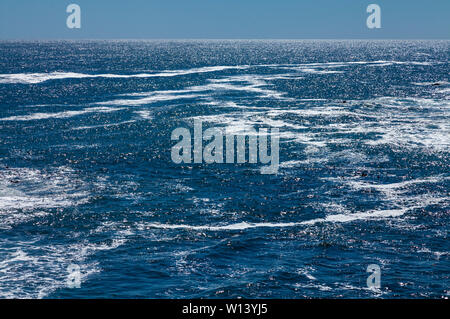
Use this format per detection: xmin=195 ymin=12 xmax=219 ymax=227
xmin=0 ymin=40 xmax=448 ymax=298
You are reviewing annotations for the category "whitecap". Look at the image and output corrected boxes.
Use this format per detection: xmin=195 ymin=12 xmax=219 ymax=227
xmin=0 ymin=66 xmax=248 ymax=84
xmin=71 ymin=120 xmax=136 ymax=130
xmin=0 ymin=106 xmax=123 ymax=121
xmin=141 ymin=208 xmax=409 ymax=232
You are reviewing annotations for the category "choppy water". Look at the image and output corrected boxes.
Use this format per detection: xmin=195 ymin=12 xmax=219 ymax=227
xmin=0 ymin=40 xmax=448 ymax=298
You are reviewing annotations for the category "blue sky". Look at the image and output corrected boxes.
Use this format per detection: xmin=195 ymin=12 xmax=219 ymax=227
xmin=0 ymin=0 xmax=449 ymax=39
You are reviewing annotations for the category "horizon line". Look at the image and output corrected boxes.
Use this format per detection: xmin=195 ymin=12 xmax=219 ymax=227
xmin=1 ymin=38 xmax=449 ymax=41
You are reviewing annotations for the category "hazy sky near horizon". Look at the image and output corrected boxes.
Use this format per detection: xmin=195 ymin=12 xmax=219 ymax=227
xmin=0 ymin=0 xmax=449 ymax=39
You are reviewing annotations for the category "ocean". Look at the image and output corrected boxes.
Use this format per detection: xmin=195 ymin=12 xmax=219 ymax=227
xmin=0 ymin=40 xmax=448 ymax=298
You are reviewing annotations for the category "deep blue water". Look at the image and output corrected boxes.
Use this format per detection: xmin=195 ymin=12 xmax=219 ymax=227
xmin=0 ymin=40 xmax=448 ymax=298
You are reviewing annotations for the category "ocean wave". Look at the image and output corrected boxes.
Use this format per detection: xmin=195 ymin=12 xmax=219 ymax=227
xmin=71 ymin=120 xmax=137 ymax=130
xmin=134 ymin=110 xmax=153 ymax=120
xmin=0 ymin=66 xmax=248 ymax=84
xmin=274 ymin=60 xmax=436 ymax=74
xmin=0 ymin=235 xmax=127 ymax=299
xmin=0 ymin=106 xmax=123 ymax=121
xmin=0 ymin=61 xmax=435 ymax=85
xmin=98 ymin=93 xmax=204 ymax=106
xmin=104 ymin=73 xmax=292 ymax=106
xmin=141 ymin=208 xmax=409 ymax=232
xmin=0 ymin=166 xmax=91 ymax=229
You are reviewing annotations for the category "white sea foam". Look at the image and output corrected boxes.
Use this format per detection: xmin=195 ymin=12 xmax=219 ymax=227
xmin=0 ymin=216 xmax=133 ymax=299
xmin=190 ymin=112 xmax=305 ymax=141
xmin=0 ymin=61 xmax=434 ymax=84
xmin=279 ymin=157 xmax=327 ymax=168
xmin=189 ymin=92 xmax=449 ymax=153
xmin=266 ymin=107 xmax=379 ymax=119
xmin=0 ymin=66 xmax=248 ymax=84
xmin=0 ymin=72 xmax=101 ymax=84
xmin=292 ymin=96 xmax=450 ymax=151
xmin=71 ymin=120 xmax=137 ymax=130
xmin=188 ymin=74 xmax=291 ymax=100
xmin=98 ymin=61 xmax=434 ymax=107
xmin=273 ymin=60 xmax=435 ymax=75
xmin=362 ymin=96 xmax=450 ymax=150
xmin=135 ymin=110 xmax=153 ymax=120
xmin=0 ymin=167 xmax=91 ymax=229
xmin=98 ymin=93 xmax=204 ymax=106
xmin=141 ymin=172 xmax=449 ymax=233
xmin=103 ymin=73 xmax=287 ymax=105
xmin=0 ymin=106 xmax=123 ymax=121
xmin=0 ymin=236 xmax=127 ymax=298
xmin=143 ymin=221 xmax=300 ymax=231
xmin=297 ymin=68 xmax=343 ymax=74
xmin=348 ymin=175 xmax=449 ymax=194
xmin=141 ymin=207 xmax=410 ymax=232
